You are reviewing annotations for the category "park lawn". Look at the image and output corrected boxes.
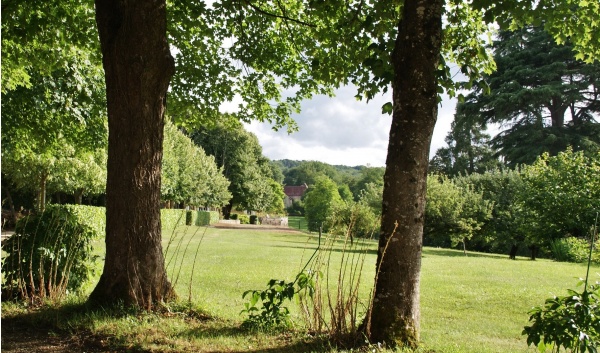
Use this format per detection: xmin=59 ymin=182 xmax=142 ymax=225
xmin=4 ymin=225 xmax=597 ymax=352
xmin=287 ymin=215 xmax=311 ymax=232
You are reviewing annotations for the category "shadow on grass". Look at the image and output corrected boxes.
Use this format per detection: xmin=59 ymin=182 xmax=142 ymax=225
xmin=422 ymin=247 xmax=521 ymax=260
xmin=1 ymin=302 xmax=128 ymax=352
xmin=1 ymin=301 xmax=333 ymax=353
xmin=180 ymin=323 xmax=331 ymax=353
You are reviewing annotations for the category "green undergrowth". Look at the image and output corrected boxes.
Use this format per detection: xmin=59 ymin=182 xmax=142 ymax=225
xmin=2 ymin=225 xmax=598 ymax=352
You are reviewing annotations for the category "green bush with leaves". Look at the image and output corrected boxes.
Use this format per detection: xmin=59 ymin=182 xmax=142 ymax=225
xmin=303 ymin=176 xmax=344 ymax=232
xmin=160 ymin=209 xmax=187 ymax=230
xmin=238 ymin=214 xmax=250 ymax=224
xmin=1 ymin=205 xmax=103 ymax=300
xmin=241 ymin=271 xmax=316 ymax=330
xmin=550 ymin=238 xmax=600 ymax=264
xmin=520 ymin=150 xmax=600 ymax=240
xmin=196 ymin=211 xmax=219 ymax=226
xmin=523 ymin=282 xmax=600 ymax=353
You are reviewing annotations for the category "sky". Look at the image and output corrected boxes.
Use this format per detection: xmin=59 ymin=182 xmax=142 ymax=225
xmin=244 ymin=85 xmax=457 ymax=167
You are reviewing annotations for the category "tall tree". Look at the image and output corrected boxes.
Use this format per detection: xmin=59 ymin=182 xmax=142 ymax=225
xmin=161 ymin=120 xmax=231 ymax=209
xmin=191 ymin=121 xmax=277 ymax=218
xmin=430 ymin=103 xmax=501 ymax=176
xmin=462 ymin=26 xmax=600 ymax=166
xmin=89 ymin=0 xmax=176 ymax=307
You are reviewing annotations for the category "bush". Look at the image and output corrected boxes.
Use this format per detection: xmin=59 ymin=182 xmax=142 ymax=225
xmin=161 ymin=209 xmax=187 ymax=230
xmin=1 ymin=205 xmax=103 ymax=301
xmin=250 ymin=215 xmax=259 ymax=225
xmin=523 ymin=282 xmax=600 ymax=352
xmin=196 ymin=211 xmax=219 ymax=226
xmin=230 ymin=213 xmax=238 ymax=220
xmin=550 ymin=237 xmax=600 ymax=264
xmin=239 ymin=214 xmax=250 ymax=224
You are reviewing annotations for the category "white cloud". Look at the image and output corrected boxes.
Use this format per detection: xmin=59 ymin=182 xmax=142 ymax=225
xmin=245 ymin=85 xmax=457 ymax=167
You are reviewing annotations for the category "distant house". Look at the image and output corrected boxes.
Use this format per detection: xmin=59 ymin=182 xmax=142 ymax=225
xmin=283 ymin=184 xmax=308 ymax=208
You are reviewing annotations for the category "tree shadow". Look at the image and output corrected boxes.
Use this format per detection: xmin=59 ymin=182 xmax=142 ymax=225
xmin=179 ymin=324 xmax=331 ymax=353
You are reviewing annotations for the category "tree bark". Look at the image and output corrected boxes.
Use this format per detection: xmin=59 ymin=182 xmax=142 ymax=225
xmin=367 ymin=0 xmax=443 ymax=348
xmin=74 ymin=188 xmax=84 ymax=205
xmin=38 ymin=172 xmax=48 ymax=212
xmin=89 ymin=0 xmax=175 ymax=309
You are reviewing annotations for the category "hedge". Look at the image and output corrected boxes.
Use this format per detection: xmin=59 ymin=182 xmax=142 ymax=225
xmin=162 ymin=209 xmax=220 ymax=229
xmin=196 ymin=211 xmax=220 ymax=226
xmin=161 ymin=209 xmax=187 ymax=230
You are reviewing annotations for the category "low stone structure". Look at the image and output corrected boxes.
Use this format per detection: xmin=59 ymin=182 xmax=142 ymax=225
xmin=260 ymin=216 xmax=288 ymax=226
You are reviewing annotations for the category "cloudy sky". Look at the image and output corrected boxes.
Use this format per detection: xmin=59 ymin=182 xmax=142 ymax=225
xmin=244 ymin=85 xmax=457 ymax=167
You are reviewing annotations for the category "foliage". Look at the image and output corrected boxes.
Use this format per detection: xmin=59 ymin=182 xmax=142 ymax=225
xmin=283 ymin=161 xmax=344 ymax=187
xmin=238 ymin=214 xmax=250 ymax=225
xmin=286 ymin=200 xmax=305 ymax=217
xmin=429 ymin=102 xmax=501 ymax=177
xmin=1 ymin=205 xmax=103 ymax=300
xmin=162 ymin=120 xmax=231 ymax=208
xmin=196 ymin=211 xmax=219 ymax=226
xmin=457 ymin=26 xmax=600 ymax=167
xmin=303 ymin=176 xmax=344 ymax=232
xmin=160 ymin=209 xmax=188 ymax=230
xmin=550 ymin=238 xmax=600 ymax=265
xmin=454 ymin=169 xmax=528 ymax=255
xmin=328 ymin=199 xmax=380 ymax=240
xmin=1 ymin=28 xmax=107 ymax=210
xmin=241 ymin=272 xmax=316 ymax=330
xmin=523 ymin=282 xmax=600 ymax=353
xmin=191 ymin=121 xmax=280 ymax=213
xmin=519 ymin=149 xmax=600 ymax=241
xmin=424 ymin=174 xmax=493 ymax=253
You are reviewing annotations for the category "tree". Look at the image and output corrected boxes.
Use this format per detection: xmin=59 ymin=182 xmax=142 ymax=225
xmin=461 ymin=26 xmax=600 ymax=166
xmin=51 ymin=148 xmax=107 ymax=205
xmin=519 ymin=149 xmax=600 ymax=241
xmin=455 ymin=169 xmax=527 ymax=258
xmin=191 ymin=121 xmax=278 ymax=217
xmin=88 ymin=0 xmax=176 ymax=307
xmin=161 ymin=121 xmax=231 ymax=209
xmin=424 ymin=174 xmax=493 ymax=254
xmin=1 ymin=43 xmax=107 ymax=211
xmin=430 ymin=103 xmax=501 ymax=176
xmin=283 ymin=161 xmax=343 ymax=186
xmin=303 ymin=176 xmax=344 ymax=232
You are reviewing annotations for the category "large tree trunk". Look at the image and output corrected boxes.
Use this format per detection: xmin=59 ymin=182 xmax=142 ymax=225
xmin=367 ymin=0 xmax=443 ymax=347
xmin=89 ymin=0 xmax=175 ymax=309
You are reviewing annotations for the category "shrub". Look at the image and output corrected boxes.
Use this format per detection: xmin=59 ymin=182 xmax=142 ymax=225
xmin=238 ymin=214 xmax=250 ymax=224
xmin=523 ymin=282 xmax=600 ymax=353
xmin=230 ymin=213 xmax=238 ymax=220
xmin=550 ymin=238 xmax=600 ymax=264
xmin=196 ymin=211 xmax=219 ymax=226
xmin=161 ymin=209 xmax=187 ymax=230
xmin=1 ymin=205 xmax=103 ymax=301
xmin=250 ymin=215 xmax=259 ymax=225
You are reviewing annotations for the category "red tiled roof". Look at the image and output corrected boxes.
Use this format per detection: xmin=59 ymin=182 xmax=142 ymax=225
xmin=284 ymin=184 xmax=308 ymax=197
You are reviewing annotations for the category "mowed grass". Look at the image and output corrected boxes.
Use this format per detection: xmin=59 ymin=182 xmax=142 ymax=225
xmin=4 ymin=225 xmax=598 ymax=352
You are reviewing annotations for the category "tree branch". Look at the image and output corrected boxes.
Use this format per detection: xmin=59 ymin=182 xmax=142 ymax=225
xmin=242 ymin=0 xmax=316 ymax=28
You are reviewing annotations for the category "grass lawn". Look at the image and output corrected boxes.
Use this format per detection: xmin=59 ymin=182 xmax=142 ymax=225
xmin=3 ymin=225 xmax=598 ymax=352
xmin=287 ymin=215 xmax=311 ymax=232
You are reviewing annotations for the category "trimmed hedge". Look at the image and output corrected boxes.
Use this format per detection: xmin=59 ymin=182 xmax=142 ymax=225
xmin=161 ymin=209 xmax=187 ymax=230
xmin=196 ymin=211 xmax=219 ymax=226
xmin=162 ymin=209 xmax=220 ymax=229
